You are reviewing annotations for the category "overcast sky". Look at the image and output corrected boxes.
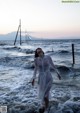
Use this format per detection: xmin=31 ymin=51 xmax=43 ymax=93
xmin=0 ymin=0 xmax=80 ymax=38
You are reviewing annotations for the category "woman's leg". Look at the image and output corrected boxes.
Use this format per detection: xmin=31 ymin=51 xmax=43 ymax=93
xmin=43 ymin=81 xmax=52 ymax=109
xmin=39 ymin=97 xmax=49 ymax=113
xmin=44 ymin=97 xmax=49 ymax=109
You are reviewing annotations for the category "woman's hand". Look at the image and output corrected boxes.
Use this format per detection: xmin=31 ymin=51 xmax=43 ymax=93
xmin=32 ymin=79 xmax=35 ymax=86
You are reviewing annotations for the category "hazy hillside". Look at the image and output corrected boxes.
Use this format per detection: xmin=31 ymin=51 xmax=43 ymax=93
xmin=0 ymin=32 xmax=37 ymax=40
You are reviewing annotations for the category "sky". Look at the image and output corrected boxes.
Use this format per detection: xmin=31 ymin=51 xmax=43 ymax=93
xmin=0 ymin=0 xmax=80 ymax=39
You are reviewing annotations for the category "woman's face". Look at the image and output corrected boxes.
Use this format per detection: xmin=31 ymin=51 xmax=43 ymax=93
xmin=36 ymin=49 xmax=43 ymax=57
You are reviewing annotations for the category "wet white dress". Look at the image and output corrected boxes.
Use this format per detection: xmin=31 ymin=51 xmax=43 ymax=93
xmin=33 ymin=55 xmax=59 ymax=103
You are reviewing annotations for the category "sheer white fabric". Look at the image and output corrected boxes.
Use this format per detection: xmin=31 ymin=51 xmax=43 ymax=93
xmin=33 ymin=55 xmax=59 ymax=103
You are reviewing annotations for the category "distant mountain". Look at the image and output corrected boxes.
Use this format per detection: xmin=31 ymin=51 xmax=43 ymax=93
xmin=0 ymin=31 xmax=38 ymax=40
xmin=0 ymin=32 xmax=17 ymax=40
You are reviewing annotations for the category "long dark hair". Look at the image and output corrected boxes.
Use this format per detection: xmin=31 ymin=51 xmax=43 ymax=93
xmin=35 ymin=48 xmax=44 ymax=58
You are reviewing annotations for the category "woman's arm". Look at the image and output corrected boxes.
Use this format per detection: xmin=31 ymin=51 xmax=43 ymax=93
xmin=32 ymin=59 xmax=38 ymax=85
xmin=48 ymin=56 xmax=61 ymax=80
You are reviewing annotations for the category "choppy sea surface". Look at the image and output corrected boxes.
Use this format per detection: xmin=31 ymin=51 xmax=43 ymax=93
xmin=0 ymin=39 xmax=80 ymax=106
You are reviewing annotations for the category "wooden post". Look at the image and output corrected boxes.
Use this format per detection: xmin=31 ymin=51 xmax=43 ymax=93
xmin=14 ymin=25 xmax=20 ymax=45
xmin=14 ymin=19 xmax=22 ymax=45
xmin=72 ymin=44 xmax=75 ymax=65
xmin=25 ymin=30 xmax=27 ymax=42
xmin=20 ymin=19 xmax=22 ymax=45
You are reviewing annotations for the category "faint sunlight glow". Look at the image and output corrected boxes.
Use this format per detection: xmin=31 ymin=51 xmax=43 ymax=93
xmin=0 ymin=0 xmax=80 ymax=38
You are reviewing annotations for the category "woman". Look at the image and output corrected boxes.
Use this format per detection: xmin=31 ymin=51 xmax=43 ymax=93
xmin=31 ymin=48 xmax=61 ymax=112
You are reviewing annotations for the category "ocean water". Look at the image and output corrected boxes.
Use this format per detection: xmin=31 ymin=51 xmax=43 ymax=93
xmin=0 ymin=39 xmax=80 ymax=105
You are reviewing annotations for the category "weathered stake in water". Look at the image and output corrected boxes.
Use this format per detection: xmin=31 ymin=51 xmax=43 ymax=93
xmin=14 ymin=19 xmax=22 ymax=45
xmin=72 ymin=44 xmax=75 ymax=65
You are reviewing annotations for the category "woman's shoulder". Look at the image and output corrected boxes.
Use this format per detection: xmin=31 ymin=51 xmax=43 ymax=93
xmin=44 ymin=55 xmax=51 ymax=59
xmin=34 ymin=57 xmax=38 ymax=61
xmin=34 ymin=57 xmax=39 ymax=61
